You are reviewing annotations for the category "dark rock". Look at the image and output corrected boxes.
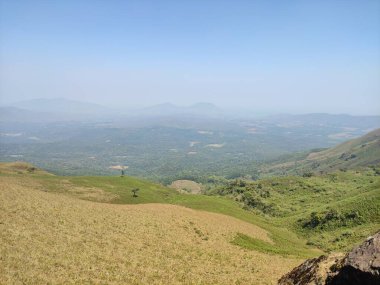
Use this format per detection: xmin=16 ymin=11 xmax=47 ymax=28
xmin=328 ymin=233 xmax=380 ymax=285
xmin=278 ymin=231 xmax=380 ymax=285
xmin=278 ymin=255 xmax=327 ymax=285
xmin=278 ymin=254 xmax=344 ymax=285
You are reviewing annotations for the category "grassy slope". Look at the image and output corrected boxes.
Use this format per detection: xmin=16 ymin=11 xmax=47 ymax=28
xmin=209 ymin=168 xmax=380 ymax=252
xmin=264 ymin=128 xmax=380 ymax=176
xmin=275 ymin=172 xmax=379 ymax=251
xmin=2 ymin=162 xmax=378 ymax=254
xmin=41 ymin=176 xmax=319 ymax=258
xmin=1 ymin=175 xmax=303 ymax=285
xmin=0 ymin=162 xmax=319 ymax=259
xmin=2 ymin=162 xmax=378 ymax=283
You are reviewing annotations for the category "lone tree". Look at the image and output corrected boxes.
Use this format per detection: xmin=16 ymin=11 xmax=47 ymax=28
xmin=121 ymin=169 xmax=125 ymax=177
xmin=132 ymin=188 xmax=139 ymax=197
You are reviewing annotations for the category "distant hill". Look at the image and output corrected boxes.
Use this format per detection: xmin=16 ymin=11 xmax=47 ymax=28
xmin=1 ymin=98 xmax=118 ymax=122
xmin=264 ymin=128 xmax=380 ymax=175
xmin=1 ymin=100 xmax=225 ymax=123
xmin=0 ymin=106 xmax=59 ymax=122
xmin=9 ymin=98 xmax=113 ymax=115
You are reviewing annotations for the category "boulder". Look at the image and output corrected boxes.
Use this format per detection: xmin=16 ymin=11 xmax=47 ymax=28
xmin=279 ymin=231 xmax=380 ymax=285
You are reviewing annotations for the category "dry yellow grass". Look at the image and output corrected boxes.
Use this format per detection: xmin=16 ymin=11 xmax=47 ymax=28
xmin=169 ymin=180 xmax=202 ymax=194
xmin=0 ymin=161 xmax=52 ymax=176
xmin=0 ymin=176 xmax=301 ymax=284
xmin=57 ymin=179 xmax=119 ymax=202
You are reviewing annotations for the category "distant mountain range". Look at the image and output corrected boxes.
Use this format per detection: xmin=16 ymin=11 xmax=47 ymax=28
xmin=1 ymin=98 xmax=224 ymax=122
xmin=8 ymin=98 xmax=112 ymax=114
xmin=1 ymin=106 xmax=87 ymax=123
xmin=0 ymin=98 xmax=380 ymax=130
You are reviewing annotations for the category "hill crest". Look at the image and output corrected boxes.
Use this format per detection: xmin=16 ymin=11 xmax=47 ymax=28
xmin=264 ymin=128 xmax=380 ymax=175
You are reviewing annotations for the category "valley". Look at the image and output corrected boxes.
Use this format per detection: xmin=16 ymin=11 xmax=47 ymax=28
xmin=2 ymin=2 xmax=379 ymax=283
xmin=1 ymin=104 xmax=379 ymax=183
xmin=1 ymin=102 xmax=380 ymax=284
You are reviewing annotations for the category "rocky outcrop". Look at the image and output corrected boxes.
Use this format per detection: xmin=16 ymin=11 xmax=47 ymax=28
xmin=279 ymin=231 xmax=380 ymax=285
xmin=278 ymin=253 xmax=344 ymax=285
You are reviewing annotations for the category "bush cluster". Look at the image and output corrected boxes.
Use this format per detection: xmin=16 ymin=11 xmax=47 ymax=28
xmin=302 ymin=209 xmax=363 ymax=229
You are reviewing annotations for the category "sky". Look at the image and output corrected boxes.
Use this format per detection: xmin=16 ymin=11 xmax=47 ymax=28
xmin=0 ymin=0 xmax=379 ymax=115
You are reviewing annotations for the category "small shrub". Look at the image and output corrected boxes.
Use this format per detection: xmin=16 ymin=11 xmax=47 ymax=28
xmin=132 ymin=188 xmax=140 ymax=197
xmin=27 ymin=167 xmax=36 ymax=173
xmin=302 ymin=172 xmax=313 ymax=178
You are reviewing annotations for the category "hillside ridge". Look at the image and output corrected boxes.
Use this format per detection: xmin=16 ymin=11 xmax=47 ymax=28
xmin=264 ymin=128 xmax=380 ymax=176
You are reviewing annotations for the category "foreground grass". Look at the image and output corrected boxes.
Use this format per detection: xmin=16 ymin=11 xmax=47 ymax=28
xmin=0 ymin=162 xmax=319 ymax=259
xmin=34 ymin=174 xmax=320 ymax=258
xmin=1 ymin=175 xmax=303 ymax=284
xmin=1 ymin=158 xmax=377 ymax=283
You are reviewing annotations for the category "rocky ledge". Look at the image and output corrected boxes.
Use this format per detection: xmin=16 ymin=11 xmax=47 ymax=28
xmin=279 ymin=231 xmax=380 ymax=285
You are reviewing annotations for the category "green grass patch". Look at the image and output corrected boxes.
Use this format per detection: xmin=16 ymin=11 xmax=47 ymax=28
xmin=206 ymin=167 xmax=380 ymax=252
xmin=232 ymin=233 xmax=297 ymax=256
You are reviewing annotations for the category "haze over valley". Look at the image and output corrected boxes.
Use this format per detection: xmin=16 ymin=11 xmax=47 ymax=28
xmin=1 ymin=98 xmax=379 ymax=181
xmin=1 ymin=1 xmax=379 ymax=284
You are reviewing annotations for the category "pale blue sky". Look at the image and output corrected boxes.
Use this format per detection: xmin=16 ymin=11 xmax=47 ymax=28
xmin=1 ymin=0 xmax=379 ymax=114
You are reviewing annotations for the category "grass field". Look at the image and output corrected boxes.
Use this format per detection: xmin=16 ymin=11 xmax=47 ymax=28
xmin=2 ymin=162 xmax=377 ymax=256
xmin=206 ymin=167 xmax=380 ymax=252
xmin=11 ymin=169 xmax=319 ymax=258
xmin=5 ymin=161 xmax=378 ymax=283
xmin=0 ymin=163 xmax=310 ymax=284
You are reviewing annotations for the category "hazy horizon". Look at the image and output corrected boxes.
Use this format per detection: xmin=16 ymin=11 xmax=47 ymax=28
xmin=3 ymin=96 xmax=380 ymax=117
xmin=1 ymin=1 xmax=380 ymax=115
